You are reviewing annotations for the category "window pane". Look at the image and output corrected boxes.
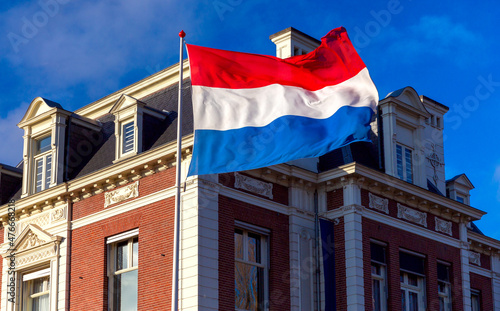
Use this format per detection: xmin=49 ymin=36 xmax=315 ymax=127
xmin=116 ymin=241 xmax=128 ymax=271
xmin=235 ymin=230 xmax=244 ymax=259
xmin=371 ymin=263 xmax=381 ymax=276
xmin=401 ymin=289 xmax=406 ymax=311
xmin=371 ymin=243 xmax=386 ymax=264
xmin=37 ymin=136 xmax=51 ymax=154
xmin=372 ymin=279 xmax=381 ymax=311
xmin=396 ymin=145 xmax=403 ymax=180
xmin=122 ymin=122 xmax=135 ymax=154
xmin=32 ymin=278 xmax=45 ymax=294
xmin=247 ymin=233 xmax=261 ymax=263
xmin=32 ymin=294 xmax=50 ymax=311
xmin=407 ymin=273 xmax=418 ymax=286
xmin=439 ymin=297 xmax=445 ymax=311
xmin=45 ymin=155 xmax=52 ymax=189
xmin=405 ymin=148 xmax=413 ymax=183
xmin=235 ymin=262 xmax=262 ymax=310
xmin=114 ymin=270 xmax=138 ymax=311
xmin=36 ymin=159 xmax=43 ymax=192
xmin=400 ymin=252 xmax=425 ymax=275
xmin=132 ymin=238 xmax=138 ymax=267
xmin=409 ymin=292 xmax=418 ymax=311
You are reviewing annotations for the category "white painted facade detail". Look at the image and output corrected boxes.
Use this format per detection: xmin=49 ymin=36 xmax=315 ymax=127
xmin=397 ymin=203 xmax=427 ymax=227
xmin=368 ymin=192 xmax=389 ymax=214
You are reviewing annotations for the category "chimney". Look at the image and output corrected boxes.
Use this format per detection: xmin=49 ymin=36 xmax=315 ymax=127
xmin=269 ymin=27 xmax=321 ymax=59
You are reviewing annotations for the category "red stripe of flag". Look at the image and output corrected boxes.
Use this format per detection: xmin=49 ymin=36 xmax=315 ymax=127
xmin=187 ymin=27 xmax=366 ymax=91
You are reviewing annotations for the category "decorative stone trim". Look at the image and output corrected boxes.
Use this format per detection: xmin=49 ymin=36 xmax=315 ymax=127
xmin=18 ymin=232 xmax=47 ymax=251
xmin=368 ymin=192 xmax=389 ymax=214
xmin=469 ymin=251 xmax=481 ymax=266
xmin=16 ymin=249 xmax=56 ymax=267
xmin=11 ymin=205 xmax=67 ymax=238
xmin=342 ymin=205 xmax=364 ymax=214
xmin=435 ymin=217 xmax=452 ymax=236
xmin=234 ymin=172 xmax=273 ymax=199
xmin=397 ymin=203 xmax=427 ymax=227
xmin=104 ymin=181 xmax=139 ymax=207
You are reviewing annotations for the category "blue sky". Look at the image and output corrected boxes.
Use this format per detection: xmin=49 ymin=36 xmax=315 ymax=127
xmin=1 ymin=0 xmax=499 ymax=237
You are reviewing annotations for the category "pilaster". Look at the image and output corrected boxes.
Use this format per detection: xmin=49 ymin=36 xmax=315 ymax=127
xmin=459 ymin=223 xmax=472 ymax=311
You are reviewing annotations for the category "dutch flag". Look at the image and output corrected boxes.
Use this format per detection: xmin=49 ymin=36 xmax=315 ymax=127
xmin=187 ymin=27 xmax=379 ymax=176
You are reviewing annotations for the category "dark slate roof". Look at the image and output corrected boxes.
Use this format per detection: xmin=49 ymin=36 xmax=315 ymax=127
xmin=469 ymin=222 xmax=484 ymax=235
xmin=318 ymin=141 xmax=380 ymax=173
xmin=42 ymin=98 xmax=64 ymax=109
xmin=0 ymin=163 xmax=22 ymax=174
xmin=427 ymin=179 xmax=444 ymax=196
xmin=71 ymin=79 xmax=192 ymax=180
xmin=446 ymin=174 xmax=465 ymax=183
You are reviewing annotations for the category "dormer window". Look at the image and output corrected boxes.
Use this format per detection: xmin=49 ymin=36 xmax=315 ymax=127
xmin=396 ymin=144 xmax=413 ymax=183
xmin=110 ymin=94 xmax=167 ymax=162
xmin=122 ymin=121 xmax=135 ymax=154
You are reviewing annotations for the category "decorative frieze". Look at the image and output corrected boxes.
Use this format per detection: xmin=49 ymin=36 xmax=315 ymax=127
xmin=18 ymin=232 xmax=47 ymax=251
xmin=435 ymin=217 xmax=452 ymax=236
xmin=469 ymin=251 xmax=481 ymax=266
xmin=234 ymin=172 xmax=273 ymax=199
xmin=104 ymin=181 xmax=139 ymax=207
xmin=397 ymin=203 xmax=427 ymax=227
xmin=368 ymin=192 xmax=389 ymax=214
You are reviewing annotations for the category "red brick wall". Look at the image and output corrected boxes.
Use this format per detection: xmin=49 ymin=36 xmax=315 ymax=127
xmin=326 ymin=188 xmax=343 ymax=210
xmin=73 ymin=167 xmax=175 ymax=220
xmin=360 ymin=189 xmax=460 ymax=239
xmin=69 ymin=198 xmax=174 ymax=311
xmin=470 ymin=272 xmax=493 ymax=311
xmin=219 ymin=173 xmax=289 ymax=205
xmin=362 ymin=218 xmax=463 ymax=311
xmin=219 ymin=195 xmax=290 ymax=310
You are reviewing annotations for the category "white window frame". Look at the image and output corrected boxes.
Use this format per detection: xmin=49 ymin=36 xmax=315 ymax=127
xmin=396 ymin=144 xmax=413 ymax=184
xmin=371 ymin=242 xmax=388 ymax=311
xmin=121 ymin=120 xmax=135 ymax=155
xmin=20 ymin=267 xmax=51 ymax=311
xmin=437 ymin=262 xmax=452 ymax=311
xmin=32 ymin=134 xmax=53 ymax=193
xmin=471 ymin=289 xmax=481 ymax=311
xmin=234 ymin=223 xmax=269 ymax=311
xmin=400 ymin=271 xmax=426 ymax=311
xmin=107 ymin=229 xmax=139 ymax=311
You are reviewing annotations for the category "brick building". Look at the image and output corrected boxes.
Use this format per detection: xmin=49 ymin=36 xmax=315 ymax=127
xmin=0 ymin=27 xmax=499 ymax=311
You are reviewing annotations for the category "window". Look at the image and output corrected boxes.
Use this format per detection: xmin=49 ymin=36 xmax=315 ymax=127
xmin=471 ymin=290 xmax=480 ymax=311
xmin=108 ymin=230 xmax=139 ymax=311
xmin=122 ymin=121 xmax=135 ymax=154
xmin=400 ymin=251 xmax=426 ymax=311
xmin=33 ymin=135 xmax=52 ymax=193
xmin=396 ymin=144 xmax=413 ymax=183
xmin=456 ymin=196 xmax=464 ymax=204
xmin=21 ymin=268 xmax=50 ymax=311
xmin=234 ymin=227 xmax=268 ymax=311
xmin=371 ymin=243 xmax=387 ymax=311
xmin=437 ymin=262 xmax=452 ymax=311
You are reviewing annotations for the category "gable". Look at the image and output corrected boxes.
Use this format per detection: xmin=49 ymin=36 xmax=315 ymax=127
xmin=18 ymin=97 xmax=65 ymax=126
xmin=12 ymin=224 xmax=59 ymax=253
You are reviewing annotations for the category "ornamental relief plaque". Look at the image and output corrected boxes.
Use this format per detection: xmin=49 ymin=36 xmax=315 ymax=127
xmin=434 ymin=217 xmax=452 ymax=236
xmin=397 ymin=203 xmax=427 ymax=227
xmin=368 ymin=192 xmax=389 ymax=214
xmin=469 ymin=251 xmax=481 ymax=266
xmin=104 ymin=181 xmax=139 ymax=207
xmin=234 ymin=173 xmax=273 ymax=199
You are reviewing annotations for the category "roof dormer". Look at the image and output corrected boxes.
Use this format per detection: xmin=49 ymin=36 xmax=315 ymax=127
xmin=110 ymin=94 xmax=167 ymax=162
xmin=379 ymin=87 xmax=431 ymax=189
xmin=18 ymin=98 xmax=71 ymax=197
xmin=270 ymin=27 xmax=321 ymax=59
xmin=446 ymin=174 xmax=474 ymax=205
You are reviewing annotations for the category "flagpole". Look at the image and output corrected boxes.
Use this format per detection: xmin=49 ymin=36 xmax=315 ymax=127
xmin=172 ymin=29 xmax=185 ymax=311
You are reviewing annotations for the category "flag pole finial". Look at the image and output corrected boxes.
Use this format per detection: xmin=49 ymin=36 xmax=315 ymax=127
xmin=179 ymin=30 xmax=186 ymax=38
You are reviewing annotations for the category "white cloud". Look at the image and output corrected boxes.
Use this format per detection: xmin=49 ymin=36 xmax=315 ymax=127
xmin=386 ymin=15 xmax=484 ymax=66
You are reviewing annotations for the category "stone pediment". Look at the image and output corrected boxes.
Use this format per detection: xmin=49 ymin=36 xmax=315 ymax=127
xmin=383 ymin=86 xmax=431 ymax=118
xmin=12 ymin=224 xmax=60 ymax=253
xmin=109 ymin=94 xmax=144 ymax=113
xmin=18 ymin=97 xmax=68 ymax=127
